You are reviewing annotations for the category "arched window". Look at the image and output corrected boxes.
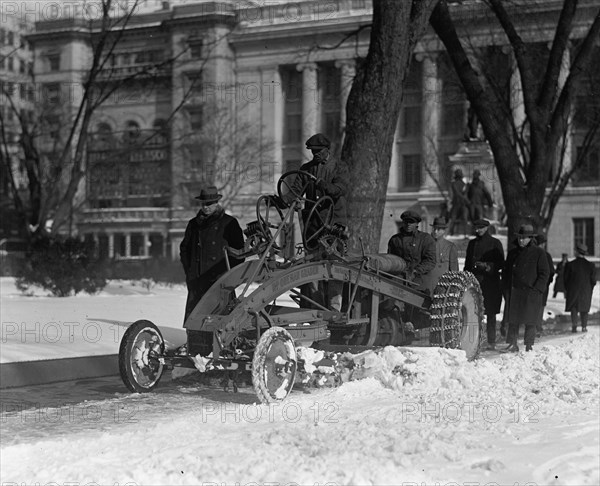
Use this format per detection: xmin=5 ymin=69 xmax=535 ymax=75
xmin=125 ymin=120 xmax=141 ymax=144
xmin=152 ymin=118 xmax=168 ymax=145
xmin=95 ymin=122 xmax=114 ymax=149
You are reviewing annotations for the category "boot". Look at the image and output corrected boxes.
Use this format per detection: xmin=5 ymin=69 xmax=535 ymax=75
xmin=582 ymin=326 xmax=588 ymax=333
xmin=525 ymin=345 xmax=533 ymax=352
xmin=572 ymin=326 xmax=578 ymax=333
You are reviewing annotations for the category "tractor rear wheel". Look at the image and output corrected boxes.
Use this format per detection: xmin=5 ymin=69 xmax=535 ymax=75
xmin=252 ymin=326 xmax=297 ymax=403
xmin=119 ymin=320 xmax=165 ymax=393
xmin=429 ymin=271 xmax=485 ymax=360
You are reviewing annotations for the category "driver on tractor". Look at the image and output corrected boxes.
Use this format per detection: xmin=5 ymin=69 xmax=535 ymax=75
xmin=286 ymin=133 xmax=349 ymax=312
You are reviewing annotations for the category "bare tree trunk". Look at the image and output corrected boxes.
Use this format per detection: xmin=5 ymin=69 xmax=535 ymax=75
xmin=342 ymin=0 xmax=437 ymax=253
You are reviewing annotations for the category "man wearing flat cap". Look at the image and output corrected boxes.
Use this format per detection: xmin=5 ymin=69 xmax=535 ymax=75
xmin=388 ymin=210 xmax=436 ymax=289
xmin=289 ymin=133 xmax=349 ymax=311
xmin=564 ymin=243 xmax=596 ymax=333
xmin=465 ymin=219 xmax=504 ymax=350
xmin=502 ymin=224 xmax=550 ymax=352
xmin=180 ymin=186 xmax=245 ymax=322
xmin=422 ymin=217 xmax=458 ymax=294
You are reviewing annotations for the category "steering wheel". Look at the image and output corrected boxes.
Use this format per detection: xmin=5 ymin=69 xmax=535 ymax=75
xmin=277 ymin=170 xmax=318 ymax=206
xmin=302 ymin=196 xmax=334 ymax=251
xmin=256 ymin=195 xmax=286 ymax=240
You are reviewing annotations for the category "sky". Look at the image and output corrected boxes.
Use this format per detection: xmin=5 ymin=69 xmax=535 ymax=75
xmin=1 ymin=276 xmax=599 ymax=485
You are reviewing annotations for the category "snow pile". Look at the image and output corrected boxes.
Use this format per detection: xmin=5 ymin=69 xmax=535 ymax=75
xmin=327 ymin=333 xmax=599 ymax=416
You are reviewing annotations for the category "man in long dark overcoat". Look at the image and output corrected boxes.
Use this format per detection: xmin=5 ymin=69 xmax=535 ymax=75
xmin=464 ymin=219 xmax=504 ymax=350
xmin=564 ymin=243 xmax=597 ymax=332
xmin=502 ymin=224 xmax=550 ymax=352
xmin=180 ymin=186 xmax=245 ymax=322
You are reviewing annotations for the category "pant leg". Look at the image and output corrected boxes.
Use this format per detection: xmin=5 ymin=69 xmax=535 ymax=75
xmin=507 ymin=320 xmax=519 ymax=345
xmin=570 ymin=310 xmax=579 ymax=329
xmin=486 ymin=313 xmax=497 ymax=345
xmin=581 ymin=312 xmax=589 ymax=329
xmin=524 ymin=322 xmax=536 ymax=346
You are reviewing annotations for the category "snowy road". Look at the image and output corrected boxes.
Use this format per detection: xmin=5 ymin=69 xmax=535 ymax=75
xmin=1 ymin=330 xmax=599 ymax=486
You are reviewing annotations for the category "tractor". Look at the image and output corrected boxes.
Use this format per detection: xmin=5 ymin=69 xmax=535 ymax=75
xmin=118 ymin=170 xmax=484 ymax=403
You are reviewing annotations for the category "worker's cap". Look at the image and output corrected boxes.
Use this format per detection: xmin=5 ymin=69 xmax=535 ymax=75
xmin=305 ymin=133 xmax=331 ymax=150
xmin=400 ymin=210 xmax=422 ymax=223
xmin=473 ymin=219 xmax=490 ymax=228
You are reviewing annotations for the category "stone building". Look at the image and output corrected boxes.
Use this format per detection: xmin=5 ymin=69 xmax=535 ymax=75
xmin=11 ymin=0 xmax=600 ymax=259
xmin=0 ymin=5 xmax=34 ymax=238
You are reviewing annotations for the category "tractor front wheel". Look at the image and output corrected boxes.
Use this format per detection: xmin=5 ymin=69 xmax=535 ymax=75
xmin=252 ymin=326 xmax=297 ymax=403
xmin=119 ymin=320 xmax=165 ymax=393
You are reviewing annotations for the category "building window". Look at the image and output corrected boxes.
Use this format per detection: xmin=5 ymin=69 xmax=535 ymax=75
xmin=573 ymin=218 xmax=594 ymax=256
xmin=44 ymin=83 xmax=60 ymax=104
xmin=187 ymin=107 xmax=203 ymax=131
xmin=442 ymin=102 xmax=465 ymax=136
xmin=351 ymin=0 xmax=366 ymax=9
xmin=574 ymin=147 xmax=599 ymax=184
xmin=401 ymin=154 xmax=422 ymax=189
xmin=401 ymin=105 xmax=422 ymax=139
xmin=8 ymin=31 xmax=14 ymax=46
xmin=189 ymin=40 xmax=203 ymax=59
xmin=7 ymin=57 xmax=14 ymax=72
xmin=320 ymin=63 xmax=341 ymax=142
xmin=282 ymin=66 xmax=303 ymax=144
xmin=125 ymin=120 xmax=141 ymax=143
xmin=47 ymin=54 xmax=60 ymax=72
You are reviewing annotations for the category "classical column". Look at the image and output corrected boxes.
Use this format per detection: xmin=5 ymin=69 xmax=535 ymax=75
xmin=260 ymin=66 xmax=284 ymax=188
xmin=143 ymin=232 xmax=150 ymax=257
xmin=419 ymin=53 xmax=441 ymax=192
xmin=297 ymin=62 xmax=318 ymax=158
xmin=108 ymin=233 xmax=115 ymax=259
xmin=335 ymin=59 xmax=356 ymax=139
xmin=125 ymin=233 xmax=131 ymax=258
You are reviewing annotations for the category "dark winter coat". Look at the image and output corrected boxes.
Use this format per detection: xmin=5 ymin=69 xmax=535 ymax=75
xmin=564 ymin=257 xmax=597 ymax=313
xmin=388 ymin=228 xmax=436 ymax=284
xmin=179 ymin=207 xmax=244 ymax=283
xmin=503 ymin=242 xmax=550 ymax=324
xmin=422 ymin=237 xmax=458 ymax=294
xmin=465 ymin=232 xmax=504 ymax=314
xmin=291 ymin=155 xmax=349 ymax=226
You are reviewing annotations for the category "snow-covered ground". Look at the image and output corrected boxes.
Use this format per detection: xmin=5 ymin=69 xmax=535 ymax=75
xmin=1 ymin=277 xmax=599 ymax=485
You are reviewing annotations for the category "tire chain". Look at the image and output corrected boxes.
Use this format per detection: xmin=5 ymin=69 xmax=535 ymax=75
xmin=429 ymin=271 xmax=484 ymax=349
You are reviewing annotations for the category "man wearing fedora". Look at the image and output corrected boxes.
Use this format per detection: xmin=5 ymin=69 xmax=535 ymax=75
xmin=502 ymin=224 xmax=550 ymax=352
xmin=180 ymin=186 xmax=245 ymax=322
xmin=388 ymin=210 xmax=436 ymax=289
xmin=564 ymin=243 xmax=596 ymax=333
xmin=422 ymin=217 xmax=458 ymax=294
xmin=288 ymin=133 xmax=348 ymax=311
xmin=465 ymin=219 xmax=504 ymax=350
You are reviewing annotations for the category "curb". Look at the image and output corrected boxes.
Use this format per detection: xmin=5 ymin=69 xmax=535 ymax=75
xmin=0 ymin=354 xmax=118 ymax=389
